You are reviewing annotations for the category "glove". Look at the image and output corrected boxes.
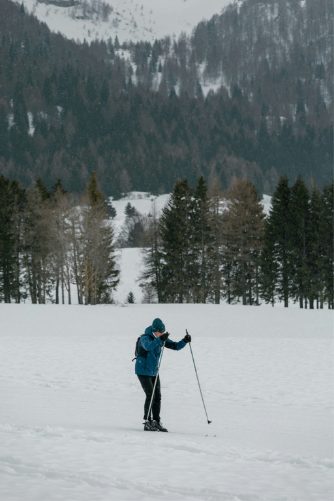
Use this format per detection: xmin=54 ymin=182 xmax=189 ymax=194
xmin=183 ymin=333 xmax=191 ymax=343
xmin=160 ymin=332 xmax=170 ymax=342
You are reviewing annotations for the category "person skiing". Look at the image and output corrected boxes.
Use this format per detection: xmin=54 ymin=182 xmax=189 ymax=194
xmin=135 ymin=318 xmax=191 ymax=432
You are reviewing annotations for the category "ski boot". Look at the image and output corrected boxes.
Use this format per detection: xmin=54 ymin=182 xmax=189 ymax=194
xmin=152 ymin=420 xmax=168 ymax=432
xmin=143 ymin=420 xmax=158 ymax=431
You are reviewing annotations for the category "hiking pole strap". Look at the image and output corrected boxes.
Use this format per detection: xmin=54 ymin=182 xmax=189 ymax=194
xmin=187 ymin=330 xmax=211 ymax=424
xmin=146 ymin=341 xmax=166 ymax=421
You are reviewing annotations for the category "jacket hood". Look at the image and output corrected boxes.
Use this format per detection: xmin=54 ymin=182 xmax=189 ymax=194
xmin=145 ymin=326 xmax=154 ymax=336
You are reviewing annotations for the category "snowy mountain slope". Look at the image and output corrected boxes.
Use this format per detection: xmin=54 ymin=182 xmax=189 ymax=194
xmin=22 ymin=0 xmax=233 ymax=43
xmin=0 ymin=303 xmax=332 ymax=501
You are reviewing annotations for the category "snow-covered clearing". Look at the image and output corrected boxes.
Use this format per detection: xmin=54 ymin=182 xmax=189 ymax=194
xmin=111 ymin=191 xmax=170 ymax=235
xmin=22 ymin=0 xmax=232 ymax=44
xmin=0 ymin=303 xmax=333 ymax=500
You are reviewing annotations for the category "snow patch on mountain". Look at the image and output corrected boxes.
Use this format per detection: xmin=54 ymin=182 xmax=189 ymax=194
xmin=22 ymin=0 xmax=233 ymax=44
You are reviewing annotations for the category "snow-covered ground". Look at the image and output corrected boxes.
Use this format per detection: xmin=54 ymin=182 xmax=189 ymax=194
xmin=116 ymin=247 xmax=145 ymax=303
xmin=0 ymin=304 xmax=333 ymax=500
xmin=22 ymin=0 xmax=232 ymax=44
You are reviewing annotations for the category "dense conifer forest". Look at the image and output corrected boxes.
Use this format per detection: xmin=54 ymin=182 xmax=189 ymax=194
xmin=140 ymin=176 xmax=333 ymax=308
xmin=0 ymin=0 xmax=332 ymax=196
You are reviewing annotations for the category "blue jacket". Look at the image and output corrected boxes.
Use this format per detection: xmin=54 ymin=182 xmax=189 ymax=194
xmin=135 ymin=326 xmax=186 ymax=376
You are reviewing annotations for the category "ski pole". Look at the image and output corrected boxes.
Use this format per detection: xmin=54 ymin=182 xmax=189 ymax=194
xmin=186 ymin=329 xmax=212 ymax=424
xmin=145 ymin=341 xmax=166 ymax=422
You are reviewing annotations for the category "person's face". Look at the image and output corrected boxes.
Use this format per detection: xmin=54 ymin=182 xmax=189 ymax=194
xmin=154 ymin=330 xmax=165 ymax=338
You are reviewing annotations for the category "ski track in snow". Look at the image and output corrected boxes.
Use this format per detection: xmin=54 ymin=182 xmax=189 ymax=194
xmin=0 ymin=304 xmax=333 ymax=500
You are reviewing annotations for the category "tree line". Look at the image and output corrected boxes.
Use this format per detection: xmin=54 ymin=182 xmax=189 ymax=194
xmin=0 ymin=172 xmax=332 ymax=307
xmin=0 ymin=173 xmax=119 ymax=304
xmin=139 ymin=176 xmax=333 ymax=308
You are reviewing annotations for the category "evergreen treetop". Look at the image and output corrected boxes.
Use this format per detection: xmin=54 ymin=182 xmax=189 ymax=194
xmin=124 ymin=202 xmax=136 ymax=216
xmin=127 ymin=291 xmax=135 ymax=303
xmin=52 ymin=179 xmax=68 ymax=195
xmin=36 ymin=177 xmax=52 ymax=201
xmin=87 ymin=171 xmax=103 ymax=206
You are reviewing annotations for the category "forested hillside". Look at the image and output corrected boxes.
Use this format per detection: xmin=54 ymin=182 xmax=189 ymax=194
xmin=0 ymin=0 xmax=332 ymax=197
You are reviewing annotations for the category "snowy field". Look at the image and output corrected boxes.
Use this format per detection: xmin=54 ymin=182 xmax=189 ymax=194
xmin=22 ymin=0 xmax=232 ymax=44
xmin=0 ymin=303 xmax=333 ymax=501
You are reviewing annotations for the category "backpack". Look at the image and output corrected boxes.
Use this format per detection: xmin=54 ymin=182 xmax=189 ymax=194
xmin=132 ymin=334 xmax=148 ymax=361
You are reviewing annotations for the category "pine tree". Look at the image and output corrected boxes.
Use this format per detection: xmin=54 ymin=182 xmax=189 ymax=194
xmin=260 ymin=219 xmax=279 ymax=306
xmin=193 ymin=176 xmax=213 ymax=303
xmin=207 ymin=179 xmax=224 ymax=303
xmin=159 ymin=178 xmax=197 ymax=303
xmin=52 ymin=179 xmax=67 ymax=196
xmin=12 ymin=81 xmax=29 ymax=132
xmin=10 ymin=179 xmax=26 ymax=303
xmin=124 ymin=202 xmax=136 ymax=216
xmin=0 ymin=107 xmax=10 ymax=160
xmin=195 ymin=80 xmax=204 ymax=99
xmin=289 ymin=176 xmax=310 ymax=308
xmin=42 ymin=77 xmax=54 ymax=105
xmin=107 ymin=38 xmax=115 ymax=57
xmin=86 ymin=72 xmax=97 ymax=102
xmin=105 ymin=199 xmax=116 ymax=219
xmin=0 ymin=176 xmax=18 ymax=302
xmin=87 ymin=171 xmax=103 ymax=206
xmin=36 ymin=177 xmax=52 ymax=201
xmin=307 ymin=185 xmax=323 ymax=308
xmin=100 ymin=79 xmax=109 ymax=105
xmin=127 ymin=291 xmax=135 ymax=303
xmin=321 ymin=181 xmax=334 ymax=308
xmin=260 ymin=176 xmax=291 ymax=307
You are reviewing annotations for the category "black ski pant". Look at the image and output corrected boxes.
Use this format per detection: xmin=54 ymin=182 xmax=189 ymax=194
xmin=137 ymin=375 xmax=161 ymax=421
